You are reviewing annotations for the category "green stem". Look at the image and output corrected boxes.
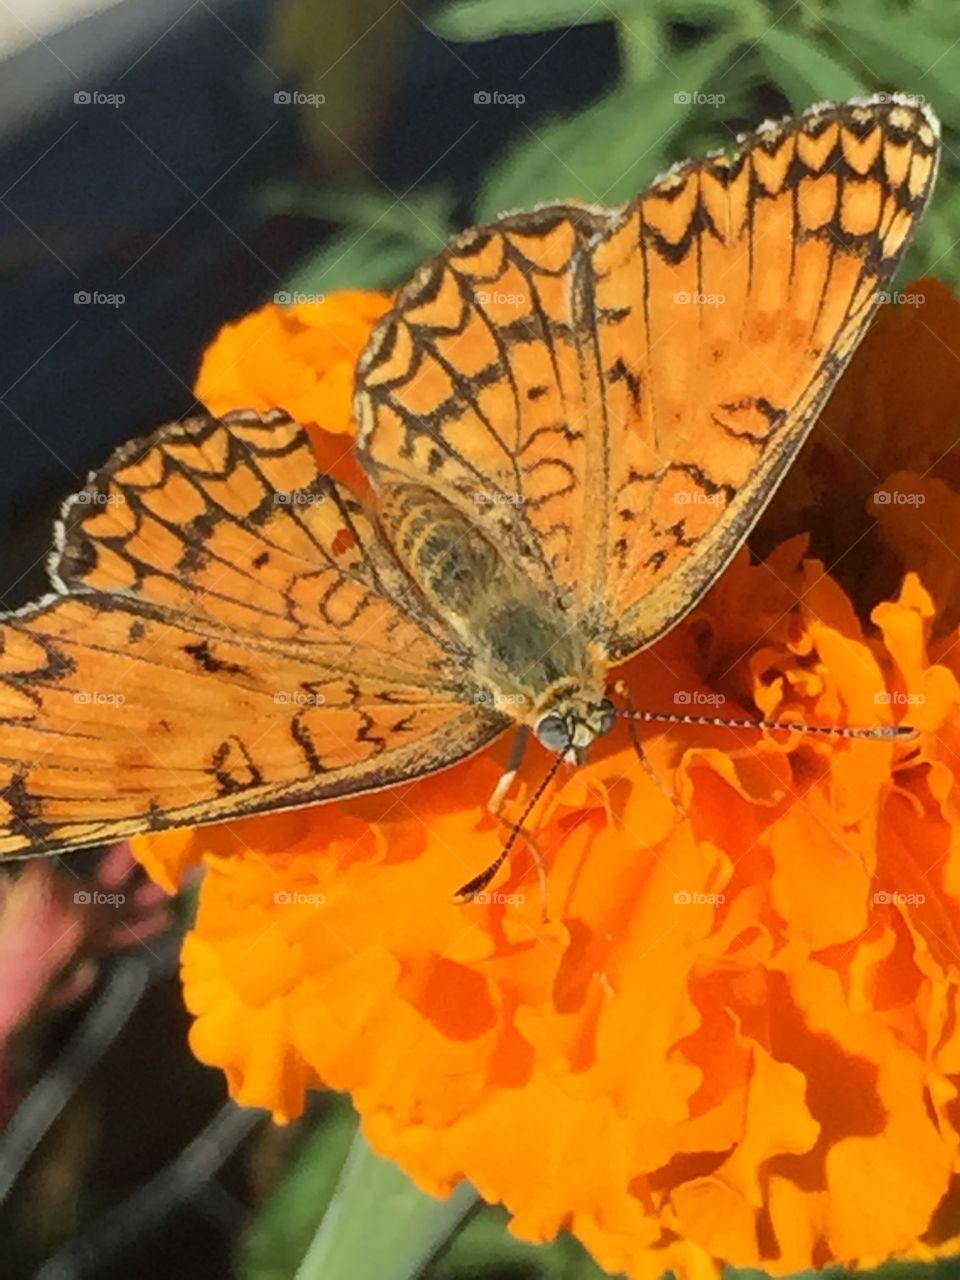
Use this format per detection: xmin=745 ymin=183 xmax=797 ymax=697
xmin=295 ymin=1128 xmax=479 ymax=1280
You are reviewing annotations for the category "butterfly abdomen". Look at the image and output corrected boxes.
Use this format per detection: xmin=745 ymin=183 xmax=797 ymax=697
xmin=380 ymin=483 xmax=587 ymax=710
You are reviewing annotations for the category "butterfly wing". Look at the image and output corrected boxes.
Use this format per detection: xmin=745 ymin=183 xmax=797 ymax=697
xmin=588 ymin=95 xmax=940 ymax=659
xmin=0 ymin=411 xmax=507 ymax=858
xmin=355 ymin=95 xmax=939 ymax=658
xmin=355 ymin=202 xmax=614 ymax=602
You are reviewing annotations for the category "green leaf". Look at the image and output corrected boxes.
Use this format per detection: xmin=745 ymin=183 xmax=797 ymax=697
xmin=475 ymin=33 xmax=741 ymax=220
xmin=282 ymin=188 xmax=456 ymax=294
xmin=433 ymin=0 xmax=608 ymax=41
xmin=759 ymin=27 xmax=865 ymax=108
xmin=643 ymin=0 xmax=762 ymax=23
xmin=429 ymin=1204 xmax=611 ymax=1278
xmin=294 ymin=1128 xmax=478 ymax=1280
xmin=239 ymin=1099 xmax=358 ymax=1280
xmin=824 ymin=10 xmax=960 ymax=129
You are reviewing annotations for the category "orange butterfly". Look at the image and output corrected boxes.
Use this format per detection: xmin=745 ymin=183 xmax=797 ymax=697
xmin=0 ymin=95 xmax=940 ymax=890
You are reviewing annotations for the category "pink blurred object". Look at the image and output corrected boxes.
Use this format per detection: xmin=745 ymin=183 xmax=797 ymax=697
xmin=0 ymin=843 xmax=172 ymax=1122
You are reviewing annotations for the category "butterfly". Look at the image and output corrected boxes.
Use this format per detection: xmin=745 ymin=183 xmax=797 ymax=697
xmin=0 ymin=94 xmax=940 ymax=891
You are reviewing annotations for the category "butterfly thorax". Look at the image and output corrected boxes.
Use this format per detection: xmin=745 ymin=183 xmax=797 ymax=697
xmin=379 ymin=484 xmax=610 ymax=756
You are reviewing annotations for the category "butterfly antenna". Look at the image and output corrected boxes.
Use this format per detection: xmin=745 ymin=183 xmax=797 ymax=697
xmin=618 ymin=705 xmax=918 ymax=741
xmin=452 ymin=753 xmax=564 ymax=904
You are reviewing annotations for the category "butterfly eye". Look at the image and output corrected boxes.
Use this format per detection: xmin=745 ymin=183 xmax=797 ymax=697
xmin=536 ymin=714 xmax=570 ymax=754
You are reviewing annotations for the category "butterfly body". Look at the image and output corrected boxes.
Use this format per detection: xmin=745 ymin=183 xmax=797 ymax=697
xmin=377 ymin=478 xmax=613 ymax=758
xmin=0 ymin=94 xmax=940 ymax=860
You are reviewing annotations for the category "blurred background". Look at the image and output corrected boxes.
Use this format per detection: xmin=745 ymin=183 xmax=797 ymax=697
xmin=2 ymin=1 xmax=960 ymax=1276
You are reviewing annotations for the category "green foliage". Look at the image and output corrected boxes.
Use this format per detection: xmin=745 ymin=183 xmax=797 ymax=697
xmin=282 ymin=0 xmax=960 ymax=291
xmin=274 ymin=184 xmax=457 ymax=295
xmin=433 ymin=0 xmax=601 ymax=40
xmin=438 ymin=0 xmax=960 ymax=291
xmin=239 ymin=1098 xmax=357 ymax=1279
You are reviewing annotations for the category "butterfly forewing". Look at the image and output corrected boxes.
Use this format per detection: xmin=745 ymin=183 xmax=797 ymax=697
xmin=0 ymin=412 xmax=507 ymax=858
xmin=355 ymin=205 xmax=615 ymax=604
xmin=589 ymin=97 xmax=939 ymax=658
xmin=356 ymin=96 xmax=940 ymax=661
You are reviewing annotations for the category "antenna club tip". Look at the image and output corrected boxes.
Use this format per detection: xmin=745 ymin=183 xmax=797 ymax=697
xmin=879 ymin=724 xmax=920 ymax=741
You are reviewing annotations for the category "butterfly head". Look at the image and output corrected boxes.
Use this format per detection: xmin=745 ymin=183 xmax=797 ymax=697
xmin=533 ymin=685 xmax=617 ymax=765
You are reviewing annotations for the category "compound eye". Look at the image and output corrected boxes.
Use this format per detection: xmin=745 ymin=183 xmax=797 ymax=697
xmin=598 ymin=698 xmax=617 ymax=737
xmin=536 ymin=714 xmax=569 ymax=754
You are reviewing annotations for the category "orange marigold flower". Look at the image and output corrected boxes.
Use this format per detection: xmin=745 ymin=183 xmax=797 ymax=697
xmin=134 ymin=284 xmax=960 ymax=1279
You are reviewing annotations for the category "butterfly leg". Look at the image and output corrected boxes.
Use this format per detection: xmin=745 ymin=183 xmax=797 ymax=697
xmin=487 ymin=726 xmax=529 ymax=817
xmin=613 ymin=680 xmax=687 ymax=818
xmin=454 ymin=727 xmax=550 ymax=919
